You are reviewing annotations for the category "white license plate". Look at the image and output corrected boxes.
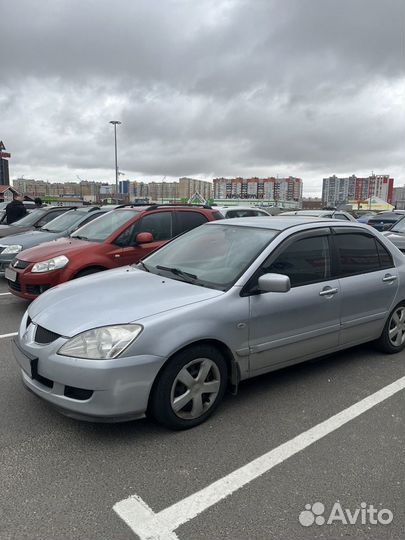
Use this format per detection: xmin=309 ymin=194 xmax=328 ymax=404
xmin=5 ymin=267 xmax=17 ymax=282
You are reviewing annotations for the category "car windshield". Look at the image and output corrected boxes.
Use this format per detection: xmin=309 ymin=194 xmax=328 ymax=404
xmin=40 ymin=210 xmax=91 ymax=232
xmin=142 ymin=223 xmax=278 ymax=290
xmin=70 ymin=209 xmax=138 ymax=242
xmin=11 ymin=208 xmax=45 ymax=227
xmin=390 ymin=217 xmax=405 ymax=233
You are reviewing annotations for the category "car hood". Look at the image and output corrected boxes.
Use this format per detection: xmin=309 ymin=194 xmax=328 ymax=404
xmin=17 ymin=237 xmax=93 ymax=261
xmin=0 ymin=225 xmax=33 ymax=238
xmin=28 ymin=266 xmax=224 ymax=337
xmin=0 ymin=230 xmax=61 ymax=250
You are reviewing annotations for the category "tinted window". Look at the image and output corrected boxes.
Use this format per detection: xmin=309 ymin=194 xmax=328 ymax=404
xmin=264 ymin=236 xmax=330 ymax=287
xmin=175 ymin=211 xmax=208 ymax=235
xmin=376 ymin=242 xmax=394 ymax=268
xmin=139 ymin=212 xmax=172 ymax=241
xmin=114 ymin=221 xmax=139 ymax=246
xmin=334 ymin=234 xmax=384 ymax=276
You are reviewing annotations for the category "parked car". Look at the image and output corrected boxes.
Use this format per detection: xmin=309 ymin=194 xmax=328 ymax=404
xmin=367 ymin=211 xmax=405 ymax=231
xmin=6 ymin=204 xmax=223 ymax=299
xmin=215 ymin=206 xmax=270 ymax=218
xmin=0 ymin=206 xmax=109 ymax=275
xmin=355 ymin=211 xmax=377 ymax=224
xmin=0 ymin=206 xmax=77 ymax=239
xmin=13 ymin=217 xmax=405 ymax=428
xmin=281 ymin=210 xmax=357 ymax=221
xmin=383 ymin=216 xmax=405 ymax=252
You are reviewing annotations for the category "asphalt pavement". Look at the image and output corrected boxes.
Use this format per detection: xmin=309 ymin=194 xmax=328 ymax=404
xmin=0 ymin=277 xmax=404 ymax=540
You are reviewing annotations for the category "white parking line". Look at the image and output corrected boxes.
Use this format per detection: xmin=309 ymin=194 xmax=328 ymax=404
xmin=0 ymin=292 xmax=11 ymax=296
xmin=0 ymin=332 xmax=18 ymax=339
xmin=114 ymin=376 xmax=405 ymax=540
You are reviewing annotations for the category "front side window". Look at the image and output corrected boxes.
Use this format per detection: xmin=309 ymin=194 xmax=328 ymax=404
xmin=334 ymin=233 xmax=389 ymax=276
xmin=36 ymin=209 xmax=68 ymax=227
xmin=262 ymin=235 xmax=330 ymax=287
xmin=139 ymin=212 xmax=172 ymax=241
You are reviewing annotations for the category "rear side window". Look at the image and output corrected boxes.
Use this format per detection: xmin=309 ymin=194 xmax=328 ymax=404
xmin=264 ymin=235 xmax=330 ymax=287
xmin=139 ymin=212 xmax=172 ymax=241
xmin=333 ymin=233 xmax=393 ymax=276
xmin=175 ymin=211 xmax=208 ymax=235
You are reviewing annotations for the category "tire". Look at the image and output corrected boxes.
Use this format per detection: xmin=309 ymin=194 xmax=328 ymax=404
xmin=375 ymin=302 xmax=405 ymax=354
xmin=150 ymin=345 xmax=228 ymax=430
xmin=75 ymin=267 xmax=103 ymax=279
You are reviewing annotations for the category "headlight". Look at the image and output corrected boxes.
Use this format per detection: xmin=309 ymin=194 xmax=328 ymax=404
xmin=1 ymin=244 xmax=23 ymax=255
xmin=58 ymin=324 xmax=143 ymax=359
xmin=31 ymin=255 xmax=69 ymax=273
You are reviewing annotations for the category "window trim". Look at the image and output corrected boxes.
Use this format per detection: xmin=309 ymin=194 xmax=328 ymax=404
xmin=241 ymin=227 xmax=333 ymax=296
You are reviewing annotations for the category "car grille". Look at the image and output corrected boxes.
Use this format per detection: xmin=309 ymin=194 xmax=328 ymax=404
xmin=34 ymin=325 xmax=61 ymax=344
xmin=13 ymin=259 xmax=30 ymax=269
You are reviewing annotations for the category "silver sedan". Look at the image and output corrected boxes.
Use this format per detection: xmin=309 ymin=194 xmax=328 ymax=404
xmin=13 ymin=217 xmax=405 ymax=429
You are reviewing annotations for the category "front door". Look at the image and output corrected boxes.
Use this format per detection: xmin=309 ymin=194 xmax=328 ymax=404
xmin=247 ymin=230 xmax=341 ymax=373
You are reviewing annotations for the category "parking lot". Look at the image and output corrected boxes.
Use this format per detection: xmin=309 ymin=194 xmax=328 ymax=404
xmin=0 ymin=276 xmax=404 ymax=540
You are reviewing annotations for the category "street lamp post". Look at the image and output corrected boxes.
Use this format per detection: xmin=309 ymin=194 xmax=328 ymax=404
xmin=109 ymin=120 xmax=122 ymax=204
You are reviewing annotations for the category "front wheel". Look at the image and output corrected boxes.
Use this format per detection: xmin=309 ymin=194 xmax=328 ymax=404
xmin=375 ymin=302 xmax=405 ymax=353
xmin=149 ymin=345 xmax=228 ymax=430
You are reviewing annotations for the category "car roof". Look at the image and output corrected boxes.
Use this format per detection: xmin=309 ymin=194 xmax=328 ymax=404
xmin=206 ymin=216 xmax=369 ymax=231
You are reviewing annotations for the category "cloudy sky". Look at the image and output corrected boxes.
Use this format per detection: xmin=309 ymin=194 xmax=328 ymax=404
xmin=1 ymin=0 xmax=404 ymax=195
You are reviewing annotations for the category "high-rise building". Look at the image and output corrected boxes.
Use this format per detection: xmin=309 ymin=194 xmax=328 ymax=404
xmin=0 ymin=143 xmax=10 ymax=186
xmin=213 ymin=177 xmax=302 ymax=206
xmin=178 ymin=177 xmax=212 ymax=201
xmin=322 ymin=174 xmax=394 ymax=207
xmin=392 ymin=185 xmax=405 ymax=210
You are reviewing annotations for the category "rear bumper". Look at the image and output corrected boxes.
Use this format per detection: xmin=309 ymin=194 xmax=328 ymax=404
xmin=13 ymin=338 xmax=167 ymax=422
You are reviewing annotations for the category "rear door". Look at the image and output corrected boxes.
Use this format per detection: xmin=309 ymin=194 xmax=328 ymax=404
xmin=246 ymin=228 xmax=341 ymax=373
xmin=331 ymin=228 xmax=399 ymax=346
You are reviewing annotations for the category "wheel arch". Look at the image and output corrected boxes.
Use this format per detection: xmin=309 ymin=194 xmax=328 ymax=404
xmin=147 ymin=338 xmax=240 ymax=411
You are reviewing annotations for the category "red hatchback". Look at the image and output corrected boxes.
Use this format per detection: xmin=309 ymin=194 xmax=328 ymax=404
xmin=7 ymin=204 xmax=223 ymax=300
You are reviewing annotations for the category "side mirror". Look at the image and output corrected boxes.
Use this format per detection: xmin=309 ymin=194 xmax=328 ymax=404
xmin=258 ymin=273 xmax=291 ymax=293
xmin=136 ymin=232 xmax=154 ymax=244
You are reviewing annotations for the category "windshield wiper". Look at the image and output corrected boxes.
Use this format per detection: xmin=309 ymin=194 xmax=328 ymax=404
xmin=156 ymin=265 xmax=198 ymax=282
xmin=73 ymin=235 xmax=88 ymax=241
xmin=136 ymin=260 xmax=150 ymax=272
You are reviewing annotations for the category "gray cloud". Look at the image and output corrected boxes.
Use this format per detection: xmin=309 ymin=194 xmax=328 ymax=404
xmin=0 ymin=0 xmax=404 ymax=194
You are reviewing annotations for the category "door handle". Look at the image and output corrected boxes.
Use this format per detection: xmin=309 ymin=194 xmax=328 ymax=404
xmin=319 ymin=287 xmax=338 ymax=297
xmin=113 ymin=254 xmax=121 ymax=258
xmin=382 ymin=274 xmax=397 ymax=283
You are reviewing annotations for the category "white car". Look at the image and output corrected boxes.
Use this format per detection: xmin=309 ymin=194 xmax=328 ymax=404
xmin=215 ymin=206 xmax=270 ymax=218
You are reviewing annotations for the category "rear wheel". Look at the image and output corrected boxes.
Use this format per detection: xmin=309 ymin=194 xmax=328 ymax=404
xmin=375 ymin=302 xmax=405 ymax=353
xmin=150 ymin=345 xmax=228 ymax=430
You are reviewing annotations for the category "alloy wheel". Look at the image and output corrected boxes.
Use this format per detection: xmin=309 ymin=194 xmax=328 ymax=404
xmin=170 ymin=358 xmax=221 ymax=420
xmin=388 ymin=306 xmax=405 ymax=347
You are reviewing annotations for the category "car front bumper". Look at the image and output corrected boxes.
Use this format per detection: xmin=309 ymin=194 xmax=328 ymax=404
xmin=7 ymin=267 xmax=65 ymax=300
xmin=13 ymin=337 xmax=167 ymax=422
